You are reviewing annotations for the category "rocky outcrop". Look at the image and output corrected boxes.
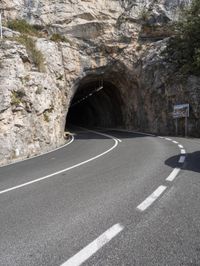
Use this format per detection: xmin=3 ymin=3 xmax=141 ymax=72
xmin=0 ymin=0 xmax=199 ymax=165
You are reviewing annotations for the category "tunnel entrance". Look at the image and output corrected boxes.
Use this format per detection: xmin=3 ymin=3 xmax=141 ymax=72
xmin=65 ymin=77 xmax=124 ymax=129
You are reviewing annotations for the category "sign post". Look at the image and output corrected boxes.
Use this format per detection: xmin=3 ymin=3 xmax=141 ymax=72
xmin=175 ymin=118 xmax=178 ymax=136
xmin=185 ymin=116 xmax=188 ymax=137
xmin=173 ymin=104 xmax=189 ymax=137
xmin=0 ymin=13 xmax=2 ymax=39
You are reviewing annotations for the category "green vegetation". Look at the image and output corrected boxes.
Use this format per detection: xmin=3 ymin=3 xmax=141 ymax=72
xmin=139 ymin=7 xmax=151 ymax=22
xmin=136 ymin=44 xmax=142 ymax=52
xmin=119 ymin=35 xmax=132 ymax=44
xmin=17 ymin=35 xmax=45 ymax=72
xmin=50 ymin=33 xmax=70 ymax=43
xmin=43 ymin=112 xmax=50 ymax=122
xmin=7 ymin=19 xmax=42 ymax=37
xmin=163 ymin=0 xmax=200 ymax=75
xmin=35 ymin=86 xmax=43 ymax=95
xmin=56 ymin=74 xmax=64 ymax=80
xmin=6 ymin=20 xmax=45 ymax=72
xmin=11 ymin=91 xmax=25 ymax=106
xmin=43 ymin=106 xmax=54 ymax=122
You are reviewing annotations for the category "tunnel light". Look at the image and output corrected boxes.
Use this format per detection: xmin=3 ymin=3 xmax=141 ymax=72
xmin=96 ymin=86 xmax=103 ymax=92
xmin=71 ymin=85 xmax=104 ymax=107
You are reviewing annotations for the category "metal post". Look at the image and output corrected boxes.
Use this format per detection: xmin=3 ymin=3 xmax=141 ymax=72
xmin=175 ymin=118 xmax=178 ymax=136
xmin=0 ymin=13 xmax=2 ymax=39
xmin=185 ymin=116 xmax=188 ymax=137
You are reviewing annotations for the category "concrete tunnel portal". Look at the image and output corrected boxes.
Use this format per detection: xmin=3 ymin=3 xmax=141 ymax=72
xmin=65 ymin=77 xmax=125 ymax=129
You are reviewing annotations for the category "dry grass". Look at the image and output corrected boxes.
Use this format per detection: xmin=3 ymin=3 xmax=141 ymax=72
xmin=17 ymin=35 xmax=45 ymax=72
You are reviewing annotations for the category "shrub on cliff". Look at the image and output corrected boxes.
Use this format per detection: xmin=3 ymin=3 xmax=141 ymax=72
xmin=17 ymin=35 xmax=45 ymax=72
xmin=7 ymin=20 xmax=42 ymax=37
xmin=6 ymin=20 xmax=45 ymax=72
xmin=50 ymin=33 xmax=67 ymax=43
xmin=164 ymin=0 xmax=200 ymax=75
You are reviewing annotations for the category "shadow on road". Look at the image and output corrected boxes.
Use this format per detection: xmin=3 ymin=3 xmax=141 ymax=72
xmin=165 ymin=151 xmax=200 ymax=173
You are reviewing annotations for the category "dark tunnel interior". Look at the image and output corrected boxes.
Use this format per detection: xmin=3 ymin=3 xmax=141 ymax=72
xmin=65 ymin=78 xmax=124 ymax=129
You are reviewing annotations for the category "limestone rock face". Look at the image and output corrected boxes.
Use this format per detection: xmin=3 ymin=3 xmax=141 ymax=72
xmin=0 ymin=0 xmax=199 ymax=165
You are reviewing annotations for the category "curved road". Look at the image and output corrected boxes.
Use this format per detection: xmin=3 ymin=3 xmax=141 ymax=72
xmin=0 ymin=128 xmax=200 ymax=265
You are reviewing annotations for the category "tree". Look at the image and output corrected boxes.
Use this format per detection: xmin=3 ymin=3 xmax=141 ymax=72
xmin=164 ymin=0 xmax=200 ymax=75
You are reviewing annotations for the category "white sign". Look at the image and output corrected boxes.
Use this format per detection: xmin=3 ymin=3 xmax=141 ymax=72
xmin=173 ymin=104 xmax=189 ymax=118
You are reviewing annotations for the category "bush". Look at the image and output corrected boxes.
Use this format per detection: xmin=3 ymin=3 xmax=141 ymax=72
xmin=6 ymin=20 xmax=45 ymax=72
xmin=50 ymin=33 xmax=69 ymax=43
xmin=11 ymin=91 xmax=25 ymax=105
xmin=163 ymin=0 xmax=200 ymax=75
xmin=139 ymin=7 xmax=151 ymax=22
xmin=17 ymin=35 xmax=45 ymax=72
xmin=43 ymin=112 xmax=50 ymax=122
xmin=119 ymin=35 xmax=132 ymax=43
xmin=7 ymin=19 xmax=42 ymax=37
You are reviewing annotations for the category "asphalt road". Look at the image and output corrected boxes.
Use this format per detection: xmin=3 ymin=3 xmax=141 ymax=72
xmin=0 ymin=128 xmax=200 ymax=266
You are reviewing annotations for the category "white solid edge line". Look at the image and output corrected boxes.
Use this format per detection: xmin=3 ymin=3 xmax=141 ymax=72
xmin=127 ymin=131 xmax=155 ymax=137
xmin=181 ymin=149 xmax=186 ymax=154
xmin=0 ymin=135 xmax=75 ymax=168
xmin=61 ymin=224 xmax=124 ymax=266
xmin=137 ymin=185 xmax=167 ymax=211
xmin=0 ymin=131 xmax=119 ymax=195
xmin=179 ymin=156 xmax=186 ymax=163
xmin=87 ymin=128 xmax=122 ymax=143
xmin=108 ymin=128 xmax=155 ymax=137
xmin=178 ymin=144 xmax=184 ymax=149
xmin=166 ymin=168 xmax=181 ymax=182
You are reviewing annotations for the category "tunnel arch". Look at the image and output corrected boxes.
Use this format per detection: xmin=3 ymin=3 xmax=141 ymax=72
xmin=65 ymin=74 xmax=125 ymax=129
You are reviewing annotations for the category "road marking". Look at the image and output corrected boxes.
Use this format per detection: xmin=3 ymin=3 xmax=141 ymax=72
xmin=61 ymin=224 xmax=124 ymax=266
xmin=86 ymin=129 xmax=122 ymax=143
xmin=166 ymin=168 xmax=181 ymax=182
xmin=181 ymin=149 xmax=186 ymax=154
xmin=165 ymin=138 xmax=172 ymax=141
xmin=172 ymin=141 xmax=178 ymax=144
xmin=178 ymin=144 xmax=184 ymax=149
xmin=0 ymin=131 xmax=119 ymax=195
xmin=0 ymin=135 xmax=75 ymax=168
xmin=108 ymin=128 xmax=155 ymax=137
xmin=137 ymin=186 xmax=167 ymax=211
xmin=179 ymin=156 xmax=186 ymax=163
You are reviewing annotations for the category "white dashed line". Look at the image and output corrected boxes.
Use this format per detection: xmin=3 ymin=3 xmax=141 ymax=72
xmin=166 ymin=168 xmax=181 ymax=182
xmin=136 ymin=135 xmax=187 ymax=211
xmin=137 ymin=185 xmax=167 ymax=211
xmin=179 ymin=156 xmax=186 ymax=163
xmin=61 ymin=224 xmax=124 ymax=266
xmin=162 ymin=137 xmax=186 ymax=181
xmin=181 ymin=149 xmax=186 ymax=154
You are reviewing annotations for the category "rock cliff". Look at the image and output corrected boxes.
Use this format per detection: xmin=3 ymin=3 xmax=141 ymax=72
xmin=0 ymin=0 xmax=199 ymax=165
